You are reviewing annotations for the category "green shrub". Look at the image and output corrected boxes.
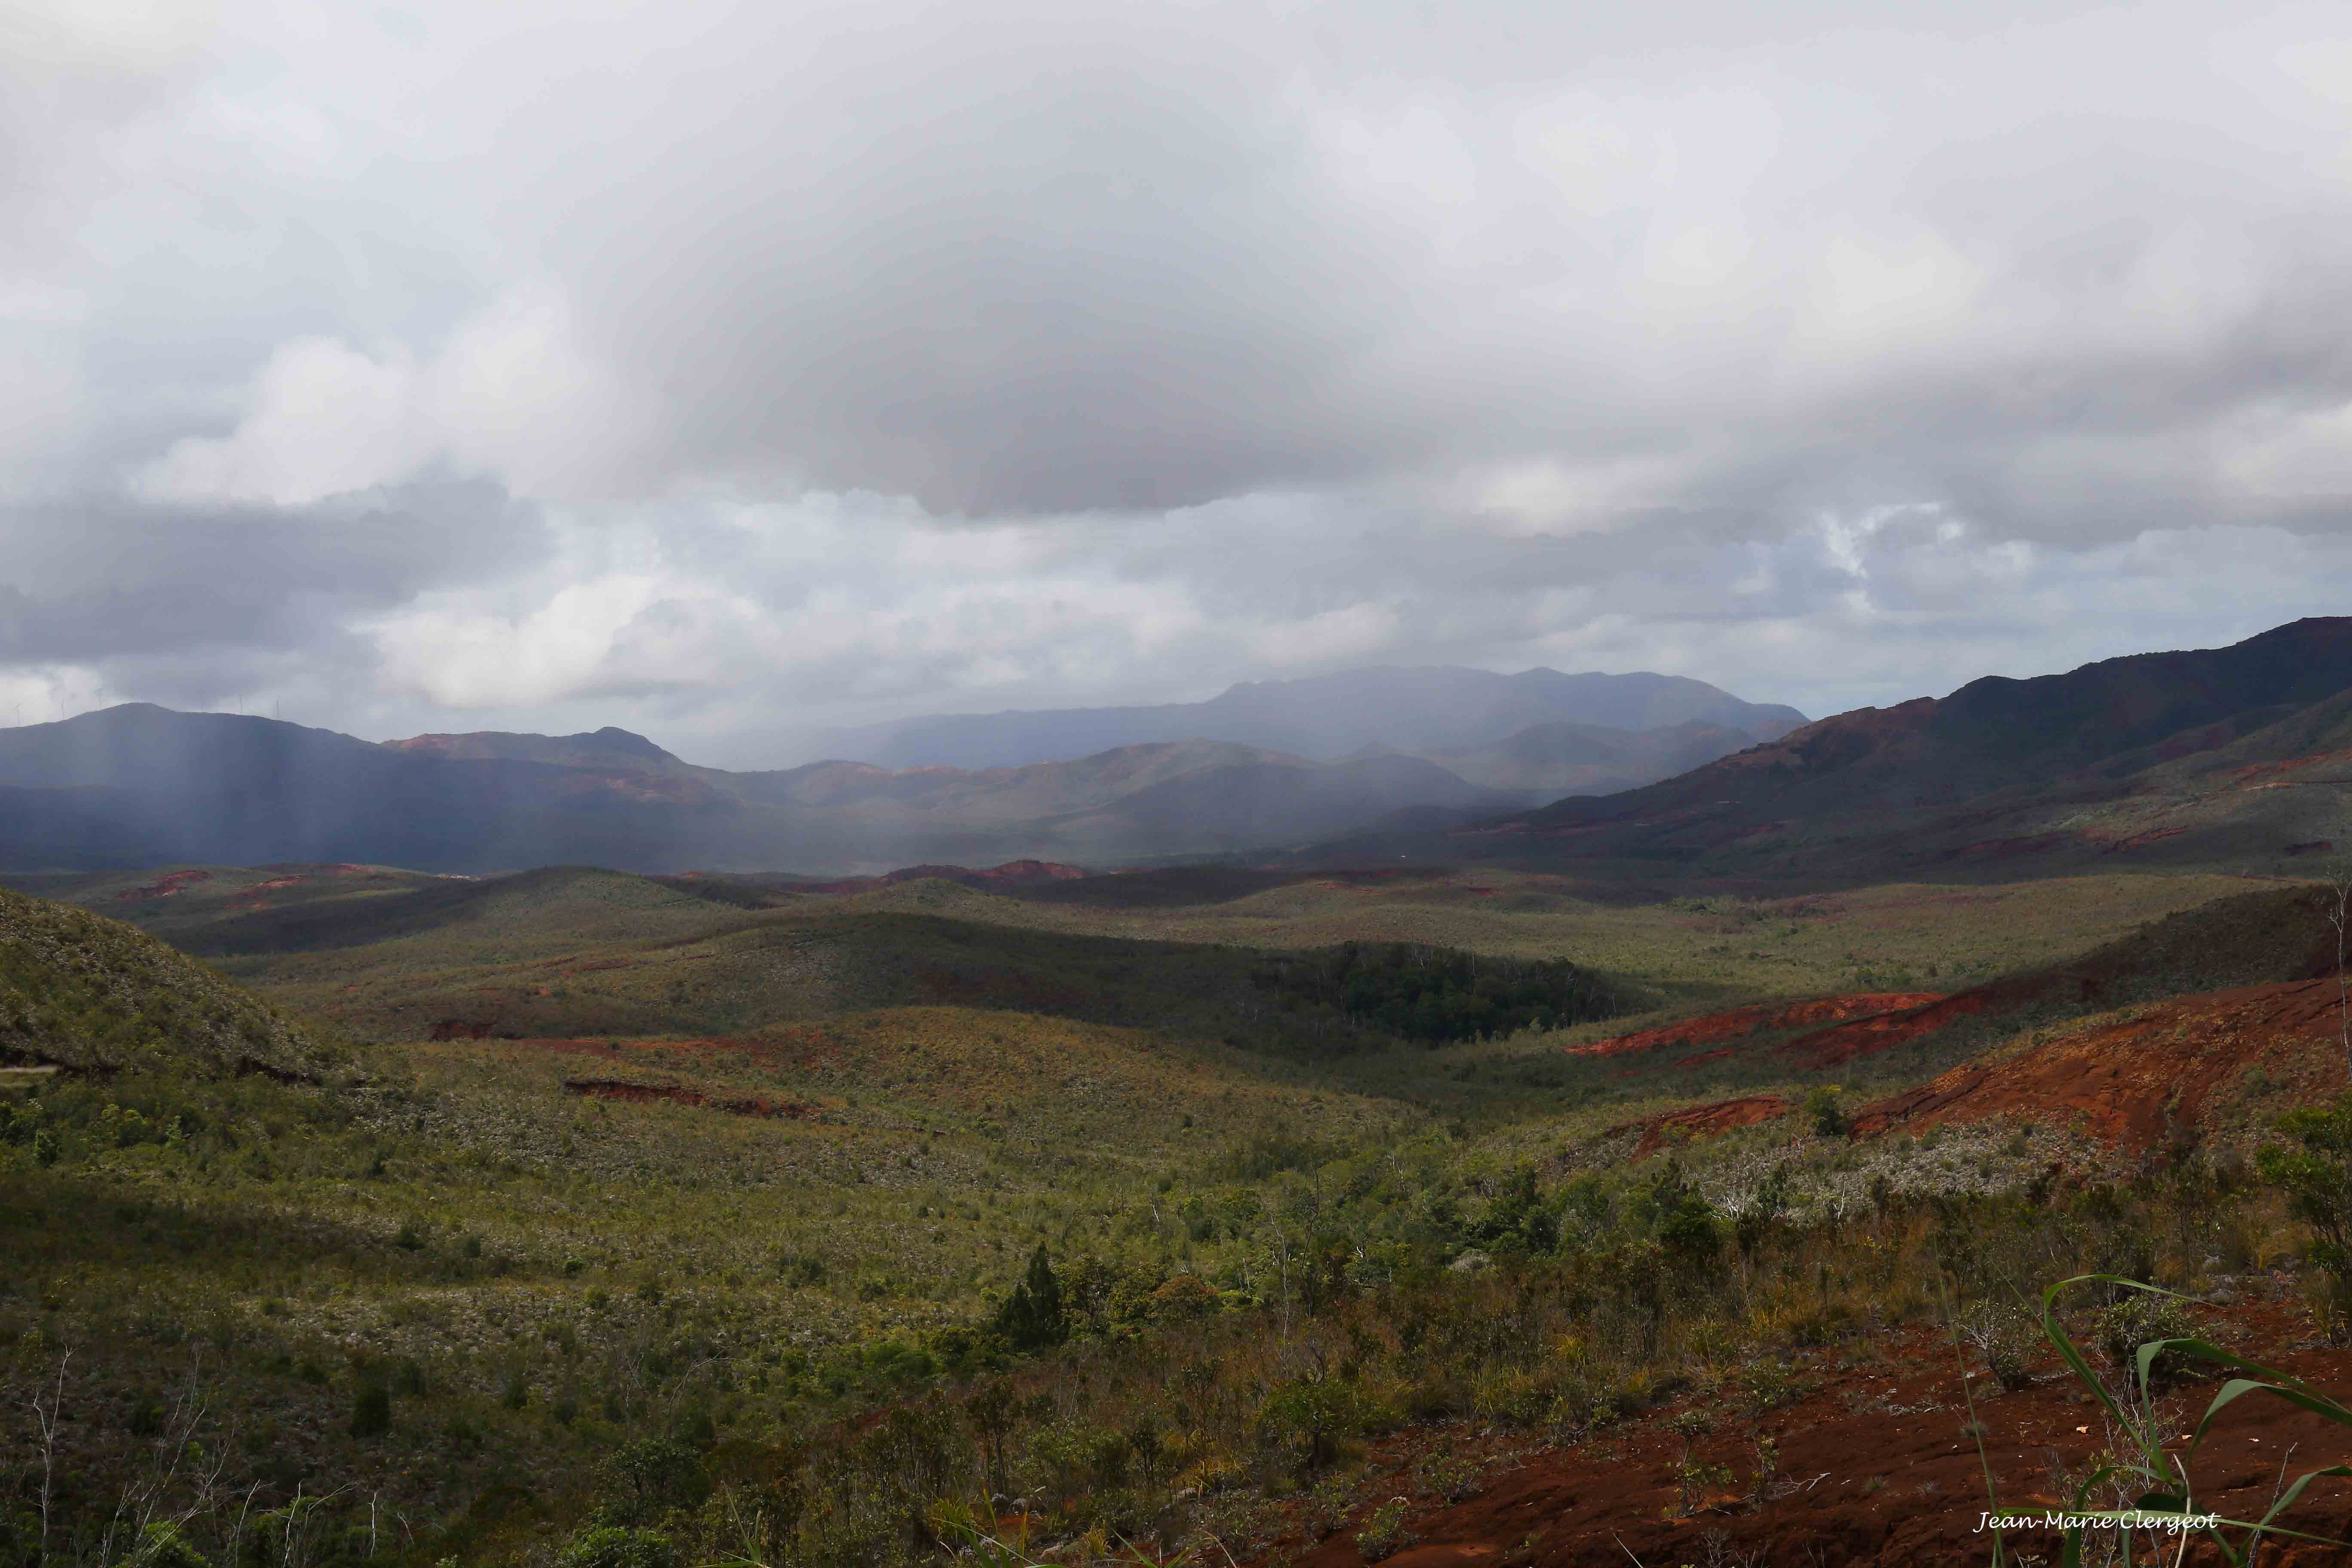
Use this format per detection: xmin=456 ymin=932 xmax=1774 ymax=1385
xmin=1355 ymin=1498 xmax=1414 ymax=1563
xmin=1410 ymin=1451 xmax=1484 ymax=1504
xmin=554 ymin=1526 xmax=677 ymax=1568
xmin=1959 ymin=1299 xmax=2040 ymax=1393
xmin=2093 ymin=1294 xmax=2202 ymax=1385
xmin=2260 ymin=1094 xmax=2352 ymax=1329
xmin=1259 ymin=1376 xmax=1366 ymax=1471
xmin=601 ymin=1439 xmax=710 ymax=1523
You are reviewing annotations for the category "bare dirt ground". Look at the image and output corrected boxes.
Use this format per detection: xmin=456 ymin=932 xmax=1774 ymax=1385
xmin=1269 ymin=1289 xmax=2352 ymax=1568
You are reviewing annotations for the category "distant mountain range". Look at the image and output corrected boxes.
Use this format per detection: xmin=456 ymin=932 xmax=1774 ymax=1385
xmin=12 ymin=622 xmax=2352 ymax=883
xmin=1291 ymin=618 xmax=2352 ymax=882
xmin=818 ymin=666 xmax=1807 ymax=767
xmin=0 ymin=664 xmax=1799 ymax=873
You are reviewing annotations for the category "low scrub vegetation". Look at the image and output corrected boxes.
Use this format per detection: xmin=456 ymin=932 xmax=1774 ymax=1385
xmin=6 ymin=868 xmax=2352 ymax=1568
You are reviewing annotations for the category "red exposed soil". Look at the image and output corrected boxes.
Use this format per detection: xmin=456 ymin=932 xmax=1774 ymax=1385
xmin=560 ymin=1078 xmax=817 ymax=1118
xmin=488 ymin=1030 xmax=846 ymax=1071
xmin=1777 ymin=993 xmax=2000 ymax=1071
xmin=1569 ymin=995 xmax=1944 ymax=1060
xmin=1271 ymin=1296 xmax=2352 ymax=1568
xmin=1609 ymin=1095 xmax=1791 ymax=1159
xmin=113 ymin=869 xmax=213 ymax=900
xmin=1848 ymin=977 xmax=2348 ymax=1147
xmin=1937 ymin=831 xmax=2081 ymax=862
xmin=2223 ymin=746 xmax=2352 ymax=785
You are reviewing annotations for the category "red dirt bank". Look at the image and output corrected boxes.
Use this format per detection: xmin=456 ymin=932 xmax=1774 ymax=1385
xmin=1569 ymin=995 xmax=1945 ymax=1059
xmin=1850 ymin=976 xmax=2350 ymax=1144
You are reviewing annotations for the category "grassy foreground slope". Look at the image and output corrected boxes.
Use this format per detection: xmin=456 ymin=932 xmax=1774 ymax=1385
xmin=1 ymin=888 xmax=1443 ymax=1568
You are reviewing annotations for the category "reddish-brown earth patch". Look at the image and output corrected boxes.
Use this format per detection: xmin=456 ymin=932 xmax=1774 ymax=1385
xmin=1849 ymin=977 xmax=2348 ymax=1147
xmin=1776 ymin=993 xmax=2001 ymax=1070
xmin=1609 ymin=1095 xmax=1791 ymax=1159
xmin=489 ymin=1031 xmax=845 ymax=1072
xmin=559 ymin=1078 xmax=817 ymax=1118
xmin=113 ymin=868 xmax=213 ymax=900
xmin=1269 ymin=1293 xmax=2352 ymax=1568
xmin=2224 ymin=746 xmax=2352 ymax=786
xmin=1569 ymin=995 xmax=1944 ymax=1060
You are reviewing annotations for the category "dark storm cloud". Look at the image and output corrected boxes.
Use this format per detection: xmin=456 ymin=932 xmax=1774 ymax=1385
xmin=0 ymin=481 xmax=545 ymax=663
xmin=9 ymin=0 xmax=2352 ymax=745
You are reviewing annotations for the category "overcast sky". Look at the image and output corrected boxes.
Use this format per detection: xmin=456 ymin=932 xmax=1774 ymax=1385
xmin=8 ymin=0 xmax=2352 ymax=766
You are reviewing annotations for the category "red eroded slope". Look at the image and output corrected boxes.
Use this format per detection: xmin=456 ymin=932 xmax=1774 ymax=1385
xmin=1568 ymin=993 xmax=1944 ymax=1059
xmin=1849 ymin=977 xmax=2349 ymax=1146
xmin=1775 ymin=992 xmax=2000 ymax=1069
xmin=1609 ymin=1094 xmax=1791 ymax=1159
xmin=113 ymin=869 xmax=213 ymax=900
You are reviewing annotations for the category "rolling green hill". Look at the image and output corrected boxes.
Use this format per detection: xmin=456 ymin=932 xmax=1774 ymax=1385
xmin=0 ymin=885 xmax=343 ymax=1079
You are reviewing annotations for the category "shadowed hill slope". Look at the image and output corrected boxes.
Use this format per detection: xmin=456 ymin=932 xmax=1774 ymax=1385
xmin=156 ymin=865 xmax=747 ymax=959
xmin=1517 ymin=617 xmax=2352 ymax=830
xmin=0 ymin=712 xmax=1525 ymax=873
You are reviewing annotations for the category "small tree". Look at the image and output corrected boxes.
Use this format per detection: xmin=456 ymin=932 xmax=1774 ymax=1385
xmin=962 ymin=1377 xmax=1017 ymax=1498
xmin=350 ymin=1382 xmax=391 ymax=1438
xmin=1648 ymin=1161 xmax=1721 ymax=1267
xmin=601 ymin=1438 xmax=710 ymax=1524
xmin=992 ymin=1246 xmax=1067 ymax=1351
